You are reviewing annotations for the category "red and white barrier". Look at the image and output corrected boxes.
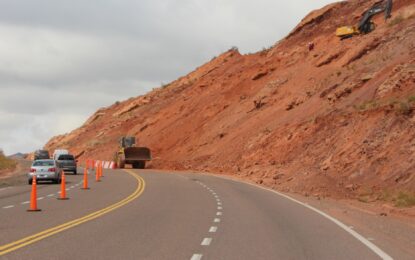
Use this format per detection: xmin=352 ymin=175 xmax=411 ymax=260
xmin=93 ymin=160 xmax=116 ymax=169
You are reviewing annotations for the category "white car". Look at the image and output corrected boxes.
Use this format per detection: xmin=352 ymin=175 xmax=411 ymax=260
xmin=28 ymin=159 xmax=62 ymax=184
xmin=53 ymin=149 xmax=69 ymax=161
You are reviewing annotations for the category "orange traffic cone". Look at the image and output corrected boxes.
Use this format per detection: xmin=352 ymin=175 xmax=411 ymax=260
xmin=82 ymin=167 xmax=90 ymax=190
xmin=57 ymin=171 xmax=69 ymax=200
xmin=27 ymin=175 xmax=41 ymax=212
xmin=95 ymin=164 xmax=101 ymax=182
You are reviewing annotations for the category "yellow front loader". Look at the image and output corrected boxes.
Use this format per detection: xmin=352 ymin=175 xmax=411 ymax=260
xmin=115 ymin=136 xmax=151 ymax=169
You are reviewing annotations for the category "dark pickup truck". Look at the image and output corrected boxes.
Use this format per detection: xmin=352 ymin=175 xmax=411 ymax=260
xmin=57 ymin=154 xmax=77 ymax=174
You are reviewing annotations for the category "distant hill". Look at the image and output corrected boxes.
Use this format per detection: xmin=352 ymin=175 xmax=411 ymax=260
xmin=9 ymin=153 xmax=27 ymax=159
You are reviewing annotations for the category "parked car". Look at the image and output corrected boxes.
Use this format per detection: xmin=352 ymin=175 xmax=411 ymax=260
xmin=28 ymin=159 xmax=62 ymax=184
xmin=53 ymin=149 xmax=69 ymax=161
xmin=57 ymin=154 xmax=77 ymax=174
xmin=34 ymin=149 xmax=50 ymax=160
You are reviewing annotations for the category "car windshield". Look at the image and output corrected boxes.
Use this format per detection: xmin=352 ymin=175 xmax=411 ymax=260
xmin=58 ymin=155 xmax=74 ymax=160
xmin=33 ymin=161 xmax=54 ymax=167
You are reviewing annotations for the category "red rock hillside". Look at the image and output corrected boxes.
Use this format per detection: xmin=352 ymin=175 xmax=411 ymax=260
xmin=46 ymin=0 xmax=415 ymax=202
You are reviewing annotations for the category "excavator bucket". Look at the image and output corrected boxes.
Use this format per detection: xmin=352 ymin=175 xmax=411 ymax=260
xmin=336 ymin=26 xmax=359 ymax=39
xmin=124 ymin=147 xmax=152 ymax=162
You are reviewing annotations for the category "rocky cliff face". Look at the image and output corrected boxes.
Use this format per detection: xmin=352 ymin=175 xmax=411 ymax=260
xmin=46 ymin=0 xmax=415 ymax=201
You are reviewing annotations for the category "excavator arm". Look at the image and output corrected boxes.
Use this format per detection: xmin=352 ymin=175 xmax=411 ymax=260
xmin=336 ymin=0 xmax=393 ymax=39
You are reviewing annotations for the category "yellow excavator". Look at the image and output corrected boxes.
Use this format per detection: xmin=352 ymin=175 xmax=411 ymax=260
xmin=115 ymin=136 xmax=151 ymax=169
xmin=336 ymin=0 xmax=393 ymax=40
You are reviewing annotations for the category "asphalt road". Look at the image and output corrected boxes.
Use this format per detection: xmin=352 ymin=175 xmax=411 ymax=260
xmin=0 ymin=169 xmax=392 ymax=259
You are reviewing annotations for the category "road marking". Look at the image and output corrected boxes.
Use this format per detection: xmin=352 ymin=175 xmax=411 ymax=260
xmin=201 ymin=238 xmax=212 ymax=246
xmin=21 ymin=201 xmax=29 ymax=205
xmin=0 ymin=170 xmax=145 ymax=256
xmin=70 ymin=186 xmax=75 ymax=189
xmin=209 ymin=226 xmax=217 ymax=233
xmin=2 ymin=205 xmax=14 ymax=209
xmin=37 ymin=197 xmax=44 ymax=200
xmin=65 ymin=188 xmax=70 ymax=191
xmin=217 ymin=206 xmax=222 ymax=210
xmin=47 ymin=194 xmax=54 ymax=197
xmin=214 ymin=218 xmax=221 ymax=223
xmin=217 ymin=202 xmax=222 ymax=205
xmin=216 ymin=198 xmax=220 ymax=202
xmin=216 ymin=212 xmax=222 ymax=216
xmin=212 ymin=174 xmax=394 ymax=260
xmin=190 ymin=254 xmax=203 ymax=260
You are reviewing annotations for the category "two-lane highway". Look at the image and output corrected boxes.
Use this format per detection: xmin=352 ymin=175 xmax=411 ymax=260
xmin=0 ymin=169 xmax=392 ymax=259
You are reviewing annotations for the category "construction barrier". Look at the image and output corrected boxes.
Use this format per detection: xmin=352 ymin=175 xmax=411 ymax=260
xmin=94 ymin=160 xmax=116 ymax=169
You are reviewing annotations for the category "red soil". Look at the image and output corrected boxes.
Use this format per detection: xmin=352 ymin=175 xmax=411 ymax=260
xmin=46 ymin=0 xmax=415 ymax=208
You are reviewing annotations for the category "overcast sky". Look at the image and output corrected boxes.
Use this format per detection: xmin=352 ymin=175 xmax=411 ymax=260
xmin=0 ymin=0 xmax=336 ymax=155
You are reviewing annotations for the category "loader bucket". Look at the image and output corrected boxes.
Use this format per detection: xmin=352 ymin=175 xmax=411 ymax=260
xmin=124 ymin=147 xmax=152 ymax=162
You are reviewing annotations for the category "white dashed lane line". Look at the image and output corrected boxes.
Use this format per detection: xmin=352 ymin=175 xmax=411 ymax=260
xmin=209 ymin=226 xmax=218 ymax=233
xmin=201 ymin=238 xmax=212 ymax=246
xmin=190 ymin=254 xmax=203 ymax=260
xmin=2 ymin=205 xmax=14 ymax=209
xmin=21 ymin=201 xmax=29 ymax=205
xmin=47 ymin=194 xmax=54 ymax=197
xmin=189 ymin=180 xmax=226 ymax=260
xmin=37 ymin=197 xmax=44 ymax=200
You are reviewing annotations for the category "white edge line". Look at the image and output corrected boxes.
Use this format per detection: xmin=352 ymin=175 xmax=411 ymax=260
xmin=209 ymin=174 xmax=393 ymax=260
xmin=190 ymin=254 xmax=203 ymax=260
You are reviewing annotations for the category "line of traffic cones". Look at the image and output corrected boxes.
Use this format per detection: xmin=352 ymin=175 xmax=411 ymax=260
xmin=26 ymin=158 xmax=109 ymax=212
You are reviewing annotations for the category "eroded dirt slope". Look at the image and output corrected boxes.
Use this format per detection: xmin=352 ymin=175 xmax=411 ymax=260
xmin=46 ymin=0 xmax=415 ymax=203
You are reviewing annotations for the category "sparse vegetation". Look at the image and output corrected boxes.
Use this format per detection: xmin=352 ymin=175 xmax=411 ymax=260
xmin=388 ymin=15 xmax=404 ymax=27
xmin=229 ymin=46 xmax=238 ymax=52
xmin=397 ymin=101 xmax=412 ymax=115
xmin=395 ymin=191 xmax=415 ymax=208
xmin=408 ymin=95 xmax=415 ymax=103
xmin=161 ymin=82 xmax=170 ymax=89
xmin=379 ymin=190 xmax=415 ymax=208
xmin=0 ymin=151 xmax=17 ymax=171
xmin=355 ymin=100 xmax=379 ymax=111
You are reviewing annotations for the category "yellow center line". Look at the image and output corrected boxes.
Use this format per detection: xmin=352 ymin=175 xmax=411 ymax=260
xmin=0 ymin=169 xmax=145 ymax=256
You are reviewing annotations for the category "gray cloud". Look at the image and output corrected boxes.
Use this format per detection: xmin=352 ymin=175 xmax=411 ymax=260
xmin=0 ymin=0 xmax=335 ymax=155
